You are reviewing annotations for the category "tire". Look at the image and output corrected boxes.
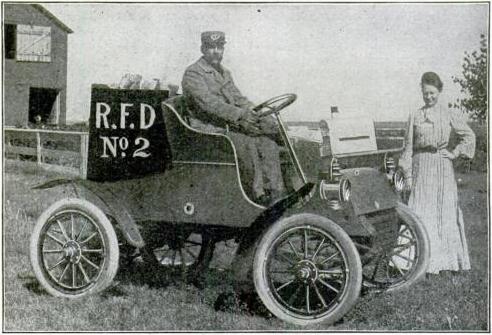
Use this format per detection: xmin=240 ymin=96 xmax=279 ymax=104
xmin=253 ymin=213 xmax=362 ymax=326
xmin=30 ymin=198 xmax=119 ymax=298
xmin=361 ymin=203 xmax=430 ymax=292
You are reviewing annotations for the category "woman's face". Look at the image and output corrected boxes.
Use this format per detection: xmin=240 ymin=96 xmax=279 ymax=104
xmin=421 ymin=84 xmax=440 ymax=107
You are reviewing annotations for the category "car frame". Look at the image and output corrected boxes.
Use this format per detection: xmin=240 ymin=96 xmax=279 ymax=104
xmin=29 ymin=88 xmax=429 ymax=326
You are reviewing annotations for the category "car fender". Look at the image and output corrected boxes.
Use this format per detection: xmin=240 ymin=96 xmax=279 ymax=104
xmin=235 ymin=182 xmax=315 ymax=254
xmin=32 ymin=178 xmax=145 ymax=248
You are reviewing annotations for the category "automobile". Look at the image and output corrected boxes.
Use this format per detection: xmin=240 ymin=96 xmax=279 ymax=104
xmin=29 ymin=87 xmax=429 ymax=326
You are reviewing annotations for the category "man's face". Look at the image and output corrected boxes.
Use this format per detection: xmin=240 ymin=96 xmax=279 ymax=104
xmin=202 ymin=43 xmax=224 ymax=66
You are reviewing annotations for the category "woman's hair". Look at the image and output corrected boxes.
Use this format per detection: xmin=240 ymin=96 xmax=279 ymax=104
xmin=421 ymin=72 xmax=443 ymax=92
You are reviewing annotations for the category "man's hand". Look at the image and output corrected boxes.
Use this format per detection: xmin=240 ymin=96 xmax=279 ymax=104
xmin=237 ymin=120 xmax=262 ymax=136
xmin=258 ymin=116 xmax=279 ymax=135
xmin=237 ymin=110 xmax=262 ymax=136
xmin=241 ymin=109 xmax=260 ymax=125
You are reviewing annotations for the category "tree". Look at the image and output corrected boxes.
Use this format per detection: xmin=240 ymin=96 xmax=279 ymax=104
xmin=452 ymin=34 xmax=488 ymax=123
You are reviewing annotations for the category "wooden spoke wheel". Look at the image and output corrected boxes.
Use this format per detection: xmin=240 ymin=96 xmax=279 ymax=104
xmin=360 ymin=203 xmax=430 ymax=292
xmin=143 ymin=232 xmax=215 ymax=283
xmin=30 ymin=198 xmax=119 ymax=298
xmin=253 ymin=214 xmax=362 ymax=326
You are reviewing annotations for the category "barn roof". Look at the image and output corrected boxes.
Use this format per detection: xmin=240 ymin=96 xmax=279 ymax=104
xmin=31 ymin=4 xmax=73 ymax=33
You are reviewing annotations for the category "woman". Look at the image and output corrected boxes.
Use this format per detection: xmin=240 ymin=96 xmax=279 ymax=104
xmin=399 ymin=72 xmax=475 ymax=274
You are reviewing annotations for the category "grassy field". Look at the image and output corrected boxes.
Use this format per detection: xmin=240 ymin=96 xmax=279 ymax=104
xmin=3 ymin=161 xmax=489 ymax=331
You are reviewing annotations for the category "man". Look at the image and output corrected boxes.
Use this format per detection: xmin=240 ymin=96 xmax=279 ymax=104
xmin=182 ymin=31 xmax=285 ymax=205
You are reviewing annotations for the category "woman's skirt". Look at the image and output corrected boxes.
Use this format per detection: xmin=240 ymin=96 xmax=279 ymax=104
xmin=409 ymin=151 xmax=470 ymax=273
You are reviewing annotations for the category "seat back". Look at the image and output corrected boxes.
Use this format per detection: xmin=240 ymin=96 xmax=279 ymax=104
xmin=164 ymin=95 xmax=190 ymax=125
xmin=161 ymin=98 xmax=236 ymax=164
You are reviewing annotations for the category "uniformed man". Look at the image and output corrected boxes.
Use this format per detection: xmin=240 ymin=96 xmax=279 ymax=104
xmin=182 ymin=31 xmax=285 ymax=205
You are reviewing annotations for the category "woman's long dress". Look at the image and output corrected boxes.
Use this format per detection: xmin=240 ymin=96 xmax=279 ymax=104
xmin=399 ymin=104 xmax=475 ymax=273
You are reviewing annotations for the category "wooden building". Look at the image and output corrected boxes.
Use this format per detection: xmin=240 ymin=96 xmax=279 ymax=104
xmin=3 ymin=4 xmax=72 ymax=127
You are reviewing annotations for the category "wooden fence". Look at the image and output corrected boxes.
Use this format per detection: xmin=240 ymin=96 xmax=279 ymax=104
xmin=3 ymin=123 xmax=412 ymax=179
xmin=4 ymin=128 xmax=89 ymax=178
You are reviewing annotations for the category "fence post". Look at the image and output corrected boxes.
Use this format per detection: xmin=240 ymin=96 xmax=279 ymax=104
xmin=5 ymin=131 xmax=14 ymax=160
xmin=80 ymin=134 xmax=89 ymax=179
xmin=36 ymin=131 xmax=42 ymax=165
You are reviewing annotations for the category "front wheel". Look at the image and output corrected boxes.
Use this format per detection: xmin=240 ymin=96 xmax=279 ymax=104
xmin=361 ymin=203 xmax=430 ymax=292
xmin=30 ymin=198 xmax=119 ymax=298
xmin=253 ymin=214 xmax=362 ymax=326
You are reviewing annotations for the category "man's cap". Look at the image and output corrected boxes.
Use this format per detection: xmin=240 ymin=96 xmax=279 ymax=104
xmin=201 ymin=31 xmax=226 ymax=45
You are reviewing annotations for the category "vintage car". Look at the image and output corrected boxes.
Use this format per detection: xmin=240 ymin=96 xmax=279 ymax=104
xmin=29 ymin=88 xmax=429 ymax=326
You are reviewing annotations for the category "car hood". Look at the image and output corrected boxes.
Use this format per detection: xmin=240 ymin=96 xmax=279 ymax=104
xmin=341 ymin=167 xmax=397 ymax=215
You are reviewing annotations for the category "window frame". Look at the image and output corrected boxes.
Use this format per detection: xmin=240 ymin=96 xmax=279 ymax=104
xmin=15 ymin=24 xmax=52 ymax=63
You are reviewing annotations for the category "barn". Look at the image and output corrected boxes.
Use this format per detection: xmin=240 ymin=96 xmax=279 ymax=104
xmin=3 ymin=4 xmax=72 ymax=127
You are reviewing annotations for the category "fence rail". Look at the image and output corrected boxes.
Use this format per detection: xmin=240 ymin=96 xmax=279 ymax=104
xmin=4 ymin=125 xmax=409 ymax=178
xmin=4 ymin=128 xmax=89 ymax=178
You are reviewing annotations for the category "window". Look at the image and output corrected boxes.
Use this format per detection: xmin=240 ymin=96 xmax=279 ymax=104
xmin=29 ymin=87 xmax=60 ymax=125
xmin=16 ymin=25 xmax=51 ymax=62
xmin=4 ymin=24 xmax=16 ymax=59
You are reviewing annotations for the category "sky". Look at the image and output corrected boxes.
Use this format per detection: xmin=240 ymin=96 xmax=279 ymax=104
xmin=43 ymin=3 xmax=489 ymax=123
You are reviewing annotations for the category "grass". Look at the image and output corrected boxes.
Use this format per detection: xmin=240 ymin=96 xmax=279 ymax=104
xmin=3 ymin=162 xmax=489 ymax=331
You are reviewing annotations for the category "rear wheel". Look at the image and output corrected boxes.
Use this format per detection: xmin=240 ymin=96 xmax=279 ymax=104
xmin=253 ymin=214 xmax=362 ymax=326
xmin=30 ymin=198 xmax=119 ymax=298
xmin=361 ymin=203 xmax=430 ymax=291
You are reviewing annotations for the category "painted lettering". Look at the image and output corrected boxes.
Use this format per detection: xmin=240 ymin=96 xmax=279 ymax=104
xmin=95 ymin=102 xmax=110 ymax=128
xmin=140 ymin=103 xmax=156 ymax=129
xmin=120 ymin=103 xmax=133 ymax=129
xmin=133 ymin=137 xmax=151 ymax=157
xmin=100 ymin=136 xmax=119 ymax=158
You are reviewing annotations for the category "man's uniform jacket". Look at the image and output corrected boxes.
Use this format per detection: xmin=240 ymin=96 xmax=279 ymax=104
xmin=181 ymin=56 xmax=284 ymax=199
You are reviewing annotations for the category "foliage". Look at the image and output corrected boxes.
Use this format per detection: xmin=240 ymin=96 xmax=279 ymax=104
xmin=452 ymin=34 xmax=488 ymax=123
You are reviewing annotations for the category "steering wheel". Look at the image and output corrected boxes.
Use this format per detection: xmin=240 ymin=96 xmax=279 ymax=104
xmin=252 ymin=93 xmax=297 ymax=117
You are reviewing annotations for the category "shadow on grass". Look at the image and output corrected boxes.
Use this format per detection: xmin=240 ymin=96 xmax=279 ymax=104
xmin=115 ymin=262 xmax=173 ymax=289
xmin=22 ymin=278 xmax=50 ymax=296
xmin=116 ymin=261 xmax=274 ymax=320
xmin=201 ymin=269 xmax=275 ymax=320
xmin=17 ymin=272 xmax=49 ymax=296
xmin=101 ymin=285 xmax=127 ymax=298
xmin=214 ymin=290 xmax=274 ymax=319
xmin=116 ymin=259 xmax=238 ymax=289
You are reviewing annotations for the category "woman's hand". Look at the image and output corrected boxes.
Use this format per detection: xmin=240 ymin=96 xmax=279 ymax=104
xmin=404 ymin=177 xmax=413 ymax=192
xmin=440 ymin=149 xmax=456 ymax=160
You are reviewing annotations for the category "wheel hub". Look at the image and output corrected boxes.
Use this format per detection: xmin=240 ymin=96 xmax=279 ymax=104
xmin=295 ymin=260 xmax=318 ymax=282
xmin=63 ymin=240 xmax=82 ymax=264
